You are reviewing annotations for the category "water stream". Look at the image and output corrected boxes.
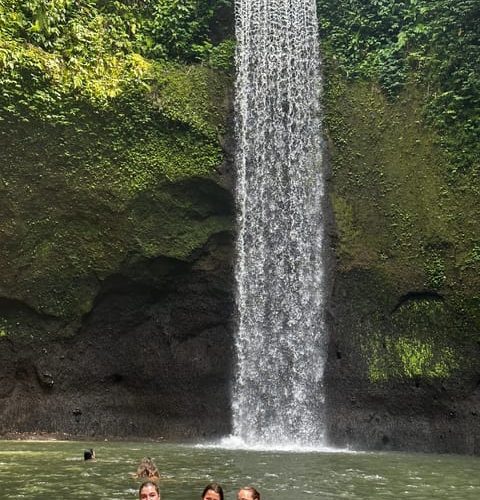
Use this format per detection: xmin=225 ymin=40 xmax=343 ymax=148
xmin=232 ymin=0 xmax=326 ymax=445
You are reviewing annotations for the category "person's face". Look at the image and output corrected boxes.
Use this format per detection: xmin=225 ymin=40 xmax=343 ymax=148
xmin=139 ymin=484 xmax=160 ymax=500
xmin=203 ymin=490 xmax=221 ymax=500
xmin=237 ymin=489 xmax=255 ymax=500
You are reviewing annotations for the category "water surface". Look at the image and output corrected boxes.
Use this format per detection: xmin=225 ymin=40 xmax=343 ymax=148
xmin=1 ymin=440 xmax=479 ymax=499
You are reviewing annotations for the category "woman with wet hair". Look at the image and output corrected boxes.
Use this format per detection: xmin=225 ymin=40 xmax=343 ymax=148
xmin=83 ymin=448 xmax=96 ymax=461
xmin=201 ymin=482 xmax=224 ymax=500
xmin=237 ymin=486 xmax=260 ymax=500
xmin=139 ymin=480 xmax=160 ymax=500
xmin=134 ymin=457 xmax=160 ymax=481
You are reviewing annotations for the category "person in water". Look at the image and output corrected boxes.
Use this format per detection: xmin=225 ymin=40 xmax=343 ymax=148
xmin=83 ymin=448 xmax=96 ymax=461
xmin=139 ymin=480 xmax=160 ymax=500
xmin=237 ymin=486 xmax=260 ymax=500
xmin=134 ymin=457 xmax=160 ymax=481
xmin=202 ymin=482 xmax=224 ymax=500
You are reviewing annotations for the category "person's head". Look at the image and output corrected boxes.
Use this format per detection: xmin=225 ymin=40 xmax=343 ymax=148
xmin=237 ymin=486 xmax=260 ymax=500
xmin=139 ymin=481 xmax=160 ymax=500
xmin=136 ymin=457 xmax=160 ymax=479
xmin=202 ymin=483 xmax=224 ymax=500
xmin=84 ymin=448 xmax=95 ymax=461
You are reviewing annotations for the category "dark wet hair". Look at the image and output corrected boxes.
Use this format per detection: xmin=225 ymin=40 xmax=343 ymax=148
xmin=83 ymin=448 xmax=95 ymax=460
xmin=139 ymin=480 xmax=160 ymax=498
xmin=238 ymin=486 xmax=260 ymax=500
xmin=202 ymin=482 xmax=224 ymax=500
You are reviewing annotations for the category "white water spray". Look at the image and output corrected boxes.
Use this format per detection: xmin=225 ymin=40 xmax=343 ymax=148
xmin=232 ymin=0 xmax=326 ymax=447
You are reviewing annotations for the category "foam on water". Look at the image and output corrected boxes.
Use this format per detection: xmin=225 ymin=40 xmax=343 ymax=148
xmin=195 ymin=436 xmax=349 ymax=454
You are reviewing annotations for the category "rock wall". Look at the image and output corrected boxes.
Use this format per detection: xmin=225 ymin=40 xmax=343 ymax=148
xmin=322 ymin=73 xmax=480 ymax=454
xmin=0 ymin=51 xmax=236 ymax=439
xmin=0 ymin=231 xmax=234 ymax=439
xmin=2 ymin=1 xmax=480 ymax=454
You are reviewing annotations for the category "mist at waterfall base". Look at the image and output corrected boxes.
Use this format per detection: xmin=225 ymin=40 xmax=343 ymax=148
xmin=2 ymin=440 xmax=480 ymax=499
xmin=232 ymin=0 xmax=327 ymax=448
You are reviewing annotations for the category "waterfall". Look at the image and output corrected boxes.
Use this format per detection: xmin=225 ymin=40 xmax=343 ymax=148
xmin=232 ymin=0 xmax=326 ymax=447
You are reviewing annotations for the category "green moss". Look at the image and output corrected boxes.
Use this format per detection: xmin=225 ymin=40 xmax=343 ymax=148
xmin=0 ymin=167 xmax=232 ymax=318
xmin=128 ymin=189 xmax=232 ymax=260
xmin=330 ymin=193 xmax=377 ymax=267
xmin=329 ymin=110 xmax=480 ymax=383
xmin=424 ymin=254 xmax=447 ymax=289
xmin=0 ymin=318 xmax=11 ymax=339
xmin=366 ymin=335 xmax=459 ymax=382
xmin=0 ymin=1 xmax=234 ymax=325
xmin=360 ymin=299 xmax=467 ymax=382
xmin=151 ymin=64 xmax=231 ymax=139
xmin=325 ymin=68 xmax=480 ymax=304
xmin=0 ymin=63 xmax=231 ymax=320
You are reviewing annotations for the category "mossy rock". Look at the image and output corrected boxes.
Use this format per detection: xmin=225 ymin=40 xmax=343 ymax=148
xmin=0 ymin=62 xmax=233 ymax=323
xmin=325 ymin=70 xmax=480 ymax=383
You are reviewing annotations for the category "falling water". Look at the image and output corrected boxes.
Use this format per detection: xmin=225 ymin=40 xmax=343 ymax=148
xmin=232 ymin=0 xmax=326 ymax=447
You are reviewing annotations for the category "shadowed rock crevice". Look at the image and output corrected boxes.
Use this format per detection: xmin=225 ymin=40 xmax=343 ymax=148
xmin=392 ymin=291 xmax=444 ymax=314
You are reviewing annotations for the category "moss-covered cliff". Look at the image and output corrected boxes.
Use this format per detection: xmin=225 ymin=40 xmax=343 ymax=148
xmin=0 ymin=0 xmax=235 ymax=438
xmin=318 ymin=0 xmax=480 ymax=453
xmin=1 ymin=63 xmax=232 ymax=321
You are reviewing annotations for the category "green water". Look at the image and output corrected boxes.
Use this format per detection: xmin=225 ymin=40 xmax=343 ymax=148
xmin=1 ymin=440 xmax=479 ymax=499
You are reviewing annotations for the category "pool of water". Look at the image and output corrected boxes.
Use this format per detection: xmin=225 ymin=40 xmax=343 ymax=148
xmin=1 ymin=440 xmax=479 ymax=499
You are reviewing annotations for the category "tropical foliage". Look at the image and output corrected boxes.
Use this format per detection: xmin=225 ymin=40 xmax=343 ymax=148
xmin=317 ymin=0 xmax=480 ymax=173
xmin=0 ymin=0 xmax=233 ymax=60
xmin=0 ymin=0 xmax=234 ymax=124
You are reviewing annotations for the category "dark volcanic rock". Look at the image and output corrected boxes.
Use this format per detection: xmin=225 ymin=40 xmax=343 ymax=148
xmin=0 ymin=232 xmax=234 ymax=439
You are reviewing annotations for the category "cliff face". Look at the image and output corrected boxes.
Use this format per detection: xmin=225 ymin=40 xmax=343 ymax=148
xmin=0 ymin=232 xmax=235 ymax=438
xmin=0 ymin=1 xmax=236 ymax=438
xmin=322 ymin=75 xmax=480 ymax=454
xmin=0 ymin=77 xmax=236 ymax=437
xmin=317 ymin=0 xmax=480 ymax=454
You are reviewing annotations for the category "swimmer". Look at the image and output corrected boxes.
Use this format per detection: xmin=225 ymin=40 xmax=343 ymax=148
xmin=202 ymin=482 xmax=224 ymax=500
xmin=237 ymin=486 xmax=260 ymax=500
xmin=134 ymin=457 xmax=160 ymax=481
xmin=83 ymin=448 xmax=96 ymax=461
xmin=139 ymin=480 xmax=160 ymax=500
